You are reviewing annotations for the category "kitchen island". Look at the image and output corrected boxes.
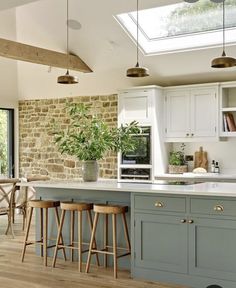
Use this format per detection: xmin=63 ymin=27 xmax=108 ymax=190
xmin=20 ymin=180 xmax=236 ymax=288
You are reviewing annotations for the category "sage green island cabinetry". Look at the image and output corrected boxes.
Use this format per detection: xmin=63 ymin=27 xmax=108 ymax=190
xmin=20 ymin=181 xmax=236 ymax=288
xmin=132 ymin=193 xmax=236 ymax=288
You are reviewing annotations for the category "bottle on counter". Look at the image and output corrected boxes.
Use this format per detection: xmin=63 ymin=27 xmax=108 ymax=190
xmin=211 ymin=160 xmax=215 ymax=173
xmin=214 ymin=161 xmax=220 ymax=173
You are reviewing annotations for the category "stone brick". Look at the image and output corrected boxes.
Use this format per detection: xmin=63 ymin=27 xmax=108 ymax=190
xmin=64 ymin=160 xmax=76 ymax=168
xmin=46 ymin=164 xmax=64 ymax=173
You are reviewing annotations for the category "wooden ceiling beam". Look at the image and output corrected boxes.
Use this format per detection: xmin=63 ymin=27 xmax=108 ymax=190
xmin=0 ymin=38 xmax=92 ymax=73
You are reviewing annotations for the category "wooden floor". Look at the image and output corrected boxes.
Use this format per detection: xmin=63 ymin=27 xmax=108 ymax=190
xmin=0 ymin=214 xmax=187 ymax=288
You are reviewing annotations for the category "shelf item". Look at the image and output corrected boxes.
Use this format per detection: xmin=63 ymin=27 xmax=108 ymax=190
xmin=225 ymin=113 xmax=236 ymax=131
xmin=220 ymin=83 xmax=236 ymax=137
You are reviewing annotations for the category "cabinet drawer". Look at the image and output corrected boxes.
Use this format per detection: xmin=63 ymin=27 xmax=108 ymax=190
xmin=190 ymin=198 xmax=236 ymax=216
xmin=134 ymin=195 xmax=186 ymax=213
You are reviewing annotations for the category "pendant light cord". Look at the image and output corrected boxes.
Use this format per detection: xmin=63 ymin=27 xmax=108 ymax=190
xmin=222 ymin=0 xmax=225 ymax=55
xmin=136 ymin=0 xmax=139 ymax=67
xmin=66 ymin=0 xmax=69 ymax=71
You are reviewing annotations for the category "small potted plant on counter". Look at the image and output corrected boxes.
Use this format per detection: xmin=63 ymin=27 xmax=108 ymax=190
xmin=168 ymin=143 xmax=188 ymax=174
xmin=52 ymin=102 xmax=140 ymax=181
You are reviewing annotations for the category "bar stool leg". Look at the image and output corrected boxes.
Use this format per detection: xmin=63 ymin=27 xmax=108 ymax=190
xmin=43 ymin=208 xmax=48 ymax=266
xmin=40 ymin=208 xmax=43 ymax=257
xmin=85 ymin=212 xmax=99 ymax=273
xmin=121 ymin=213 xmax=131 ymax=253
xmin=78 ymin=210 xmax=82 ymax=272
xmin=21 ymin=207 xmax=33 ymax=262
xmin=104 ymin=214 xmax=108 ymax=267
xmin=112 ymin=214 xmax=117 ymax=279
xmin=70 ymin=210 xmax=75 ymax=262
xmin=87 ymin=210 xmax=100 ymax=266
xmin=52 ymin=209 xmax=66 ymax=267
xmin=54 ymin=207 xmax=66 ymax=261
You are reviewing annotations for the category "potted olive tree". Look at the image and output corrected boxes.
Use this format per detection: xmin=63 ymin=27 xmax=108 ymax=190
xmin=168 ymin=143 xmax=188 ymax=174
xmin=53 ymin=103 xmax=140 ymax=181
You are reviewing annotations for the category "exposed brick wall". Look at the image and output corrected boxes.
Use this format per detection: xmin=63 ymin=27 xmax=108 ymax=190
xmin=19 ymin=95 xmax=118 ymax=179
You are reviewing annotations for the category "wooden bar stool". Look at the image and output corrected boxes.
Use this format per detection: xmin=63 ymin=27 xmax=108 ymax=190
xmin=21 ymin=199 xmax=66 ymax=266
xmin=85 ymin=204 xmax=131 ymax=278
xmin=52 ymin=202 xmax=100 ymax=272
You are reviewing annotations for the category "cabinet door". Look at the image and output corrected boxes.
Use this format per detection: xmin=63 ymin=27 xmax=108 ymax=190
xmin=165 ymin=90 xmax=190 ymax=138
xmin=191 ymin=88 xmax=217 ymax=137
xmin=118 ymin=90 xmax=152 ymax=124
xmin=189 ymin=217 xmax=236 ymax=281
xmin=134 ymin=213 xmax=188 ymax=273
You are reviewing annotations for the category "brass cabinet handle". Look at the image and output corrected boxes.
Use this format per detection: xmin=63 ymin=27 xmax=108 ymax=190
xmin=186 ymin=133 xmax=189 ymax=136
xmin=191 ymin=133 xmax=194 ymax=136
xmin=181 ymin=219 xmax=186 ymax=223
xmin=188 ymin=220 xmax=194 ymax=224
xmin=214 ymin=205 xmax=224 ymax=212
xmin=155 ymin=201 xmax=164 ymax=208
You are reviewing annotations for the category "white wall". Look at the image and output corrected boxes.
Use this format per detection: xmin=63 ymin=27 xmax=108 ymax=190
xmin=173 ymin=139 xmax=236 ymax=174
xmin=0 ymin=8 xmax=18 ymax=107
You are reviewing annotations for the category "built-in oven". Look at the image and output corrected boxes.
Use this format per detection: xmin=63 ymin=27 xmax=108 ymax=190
xmin=121 ymin=126 xmax=151 ymax=165
xmin=119 ymin=126 xmax=152 ymax=182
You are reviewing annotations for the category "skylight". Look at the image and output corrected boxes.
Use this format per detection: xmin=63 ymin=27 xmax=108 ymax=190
xmin=116 ymin=0 xmax=236 ymax=55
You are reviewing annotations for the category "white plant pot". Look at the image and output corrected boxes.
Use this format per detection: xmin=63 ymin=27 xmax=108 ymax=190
xmin=82 ymin=160 xmax=99 ymax=182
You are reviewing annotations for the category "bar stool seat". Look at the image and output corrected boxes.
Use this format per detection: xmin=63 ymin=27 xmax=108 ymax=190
xmin=85 ymin=204 xmax=131 ymax=278
xmin=21 ymin=199 xmax=66 ymax=266
xmin=52 ymin=201 xmax=99 ymax=272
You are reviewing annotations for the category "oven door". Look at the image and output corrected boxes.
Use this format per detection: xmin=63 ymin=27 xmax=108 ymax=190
xmin=121 ymin=127 xmax=151 ymax=165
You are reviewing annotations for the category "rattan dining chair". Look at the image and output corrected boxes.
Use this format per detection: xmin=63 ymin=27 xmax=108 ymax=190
xmin=17 ymin=176 xmax=50 ymax=230
xmin=0 ymin=178 xmax=20 ymax=238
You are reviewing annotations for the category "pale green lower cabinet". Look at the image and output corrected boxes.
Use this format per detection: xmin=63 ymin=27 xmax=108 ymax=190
xmin=132 ymin=194 xmax=236 ymax=288
xmin=135 ymin=213 xmax=188 ymax=273
xmin=189 ymin=217 xmax=236 ymax=281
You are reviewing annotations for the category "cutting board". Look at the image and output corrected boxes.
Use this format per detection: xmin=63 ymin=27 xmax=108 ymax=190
xmin=194 ymin=146 xmax=208 ymax=171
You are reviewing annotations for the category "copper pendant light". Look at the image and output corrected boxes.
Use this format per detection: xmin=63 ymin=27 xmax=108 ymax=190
xmin=184 ymin=0 xmax=224 ymax=3
xmin=57 ymin=0 xmax=78 ymax=84
xmin=211 ymin=0 xmax=236 ymax=68
xmin=126 ymin=0 xmax=149 ymax=77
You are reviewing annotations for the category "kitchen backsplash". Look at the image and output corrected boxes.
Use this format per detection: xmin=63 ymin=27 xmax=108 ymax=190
xmin=173 ymin=140 xmax=236 ymax=174
xmin=19 ymin=94 xmax=118 ymax=179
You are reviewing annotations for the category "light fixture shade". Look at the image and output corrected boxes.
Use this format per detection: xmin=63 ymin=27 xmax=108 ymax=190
xmin=184 ymin=0 xmax=199 ymax=3
xmin=210 ymin=0 xmax=224 ymax=3
xmin=57 ymin=70 xmax=78 ymax=84
xmin=211 ymin=53 xmax=236 ymax=68
xmin=126 ymin=63 xmax=149 ymax=77
xmin=184 ymin=0 xmax=224 ymax=2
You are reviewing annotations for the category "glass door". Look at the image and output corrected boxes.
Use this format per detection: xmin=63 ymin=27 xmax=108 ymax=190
xmin=0 ymin=109 xmax=14 ymax=177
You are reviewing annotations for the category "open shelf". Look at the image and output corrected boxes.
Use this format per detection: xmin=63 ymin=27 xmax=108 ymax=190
xmin=220 ymin=85 xmax=236 ymax=136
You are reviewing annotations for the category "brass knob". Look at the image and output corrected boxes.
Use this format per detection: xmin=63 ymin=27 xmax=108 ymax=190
xmin=181 ymin=219 xmax=186 ymax=223
xmin=191 ymin=133 xmax=194 ymax=136
xmin=155 ymin=201 xmax=164 ymax=208
xmin=214 ymin=205 xmax=224 ymax=212
xmin=186 ymin=133 xmax=189 ymax=136
xmin=188 ymin=220 xmax=194 ymax=224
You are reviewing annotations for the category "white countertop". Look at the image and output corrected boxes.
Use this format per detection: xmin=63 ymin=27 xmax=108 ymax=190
xmin=19 ymin=179 xmax=236 ymax=197
xmin=155 ymin=173 xmax=236 ymax=182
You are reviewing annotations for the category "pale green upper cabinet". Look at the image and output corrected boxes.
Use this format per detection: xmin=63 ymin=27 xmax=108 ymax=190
xmin=164 ymin=84 xmax=219 ymax=142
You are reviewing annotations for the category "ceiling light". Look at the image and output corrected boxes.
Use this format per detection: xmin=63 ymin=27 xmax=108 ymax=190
xmin=211 ymin=0 xmax=236 ymax=68
xmin=57 ymin=0 xmax=78 ymax=84
xmin=126 ymin=0 xmax=149 ymax=77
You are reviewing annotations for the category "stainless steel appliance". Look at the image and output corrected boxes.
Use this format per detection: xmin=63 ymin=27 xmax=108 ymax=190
xmin=118 ymin=126 xmax=152 ymax=182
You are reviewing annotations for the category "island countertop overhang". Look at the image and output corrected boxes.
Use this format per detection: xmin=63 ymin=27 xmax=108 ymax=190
xmin=19 ymin=180 xmax=236 ymax=198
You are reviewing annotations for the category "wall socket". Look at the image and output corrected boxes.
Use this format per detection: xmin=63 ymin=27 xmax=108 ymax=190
xmin=185 ymin=155 xmax=194 ymax=161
